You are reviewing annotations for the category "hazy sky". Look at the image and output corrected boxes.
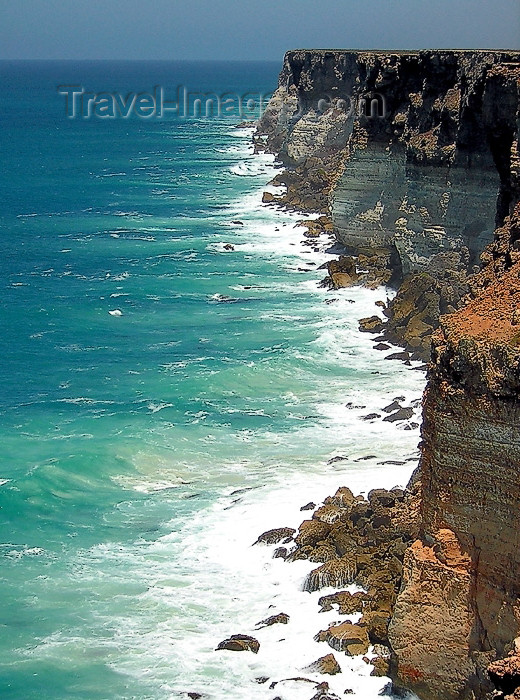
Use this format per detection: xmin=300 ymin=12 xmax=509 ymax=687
xmin=1 ymin=0 xmax=519 ymax=60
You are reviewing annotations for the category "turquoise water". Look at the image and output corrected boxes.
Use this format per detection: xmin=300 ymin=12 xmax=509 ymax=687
xmin=0 ymin=61 xmax=424 ymax=699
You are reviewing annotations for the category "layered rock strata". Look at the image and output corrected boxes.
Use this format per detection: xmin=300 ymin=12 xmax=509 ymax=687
xmin=389 ymin=204 xmax=520 ymax=700
xmin=257 ymin=50 xmax=520 ymax=272
xmin=257 ymin=50 xmax=520 ymax=358
xmin=253 ymin=50 xmax=520 ymax=699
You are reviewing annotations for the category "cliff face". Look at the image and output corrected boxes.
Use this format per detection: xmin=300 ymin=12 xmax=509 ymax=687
xmin=257 ymin=50 xmax=520 ymax=276
xmin=258 ymin=50 xmax=520 ymax=699
xmin=389 ymin=204 xmax=520 ymax=700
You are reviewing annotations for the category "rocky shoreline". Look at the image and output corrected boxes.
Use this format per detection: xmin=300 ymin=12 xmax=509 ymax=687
xmin=255 ymin=49 xmax=520 ymax=363
xmin=253 ymin=478 xmax=421 ymax=684
xmin=214 ymin=50 xmax=520 ymax=700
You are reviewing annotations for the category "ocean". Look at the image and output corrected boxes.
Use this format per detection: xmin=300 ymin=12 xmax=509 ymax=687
xmin=0 ymin=60 xmax=424 ymax=699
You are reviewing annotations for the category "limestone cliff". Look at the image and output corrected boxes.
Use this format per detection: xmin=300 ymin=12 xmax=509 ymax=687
xmin=257 ymin=50 xmax=520 ymax=699
xmin=389 ymin=204 xmax=520 ymax=700
xmin=257 ymin=50 xmax=520 ymax=275
xmin=257 ymin=50 xmax=520 ymax=360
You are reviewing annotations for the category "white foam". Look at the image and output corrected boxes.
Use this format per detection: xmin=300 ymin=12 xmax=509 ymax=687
xmin=147 ymin=402 xmax=174 ymax=414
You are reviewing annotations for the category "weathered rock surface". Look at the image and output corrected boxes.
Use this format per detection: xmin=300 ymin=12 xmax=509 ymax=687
xmin=257 ymin=50 xmax=520 ymax=273
xmin=253 ymin=527 xmax=295 ymax=545
xmin=304 ymin=653 xmax=342 ymax=675
xmin=216 ymin=634 xmax=260 ymax=653
xmin=255 ymin=612 xmax=290 ymax=629
xmin=257 ymin=50 xmax=520 ymax=357
xmin=315 ymin=622 xmax=370 ymax=656
xmin=389 ymin=205 xmax=520 ymax=699
xmin=252 ymin=51 xmax=520 ymax=699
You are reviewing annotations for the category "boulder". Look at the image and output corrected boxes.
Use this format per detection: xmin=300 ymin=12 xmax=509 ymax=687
xmin=360 ymin=610 xmax=391 ymax=644
xmin=382 ymin=407 xmax=414 ymax=422
xmin=324 ymin=486 xmax=355 ymax=508
xmin=368 ymin=489 xmax=397 ymax=509
xmin=328 ymin=525 xmax=356 ymax=558
xmin=255 ymin=612 xmax=289 ymax=629
xmin=316 ymin=622 xmax=370 ymax=655
xmin=359 ymin=315 xmax=385 ymax=333
xmin=308 ymin=543 xmax=340 ymax=563
xmin=295 ymin=520 xmax=331 ymax=547
xmin=304 ymin=653 xmax=342 ymax=675
xmin=371 ymin=655 xmax=390 ymax=677
xmin=304 ymin=557 xmax=357 ymax=592
xmin=313 ymin=504 xmax=344 ymax=524
xmin=488 ymin=650 xmax=520 ymax=697
xmin=310 ymin=681 xmax=342 ymax=700
xmin=216 ymin=634 xmax=260 ymax=653
xmin=318 ymin=590 xmax=367 ymax=614
xmin=254 ymin=527 xmax=295 ymax=545
xmin=370 ymin=644 xmax=391 ymax=677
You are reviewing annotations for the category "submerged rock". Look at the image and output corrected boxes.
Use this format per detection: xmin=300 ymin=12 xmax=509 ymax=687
xmin=382 ymin=400 xmax=402 ymax=414
xmin=253 ymin=527 xmax=295 ymax=545
xmin=310 ymin=681 xmax=342 ymax=700
xmin=300 ymin=501 xmax=316 ymax=511
xmin=255 ymin=612 xmax=290 ymax=629
xmin=216 ymin=634 xmax=260 ymax=654
xmin=382 ymin=407 xmax=414 ymax=423
xmin=361 ymin=412 xmax=381 ymax=421
xmin=384 ymin=351 xmax=410 ymax=362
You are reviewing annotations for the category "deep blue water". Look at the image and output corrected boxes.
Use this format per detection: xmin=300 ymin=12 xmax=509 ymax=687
xmin=0 ymin=61 xmax=424 ymax=700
